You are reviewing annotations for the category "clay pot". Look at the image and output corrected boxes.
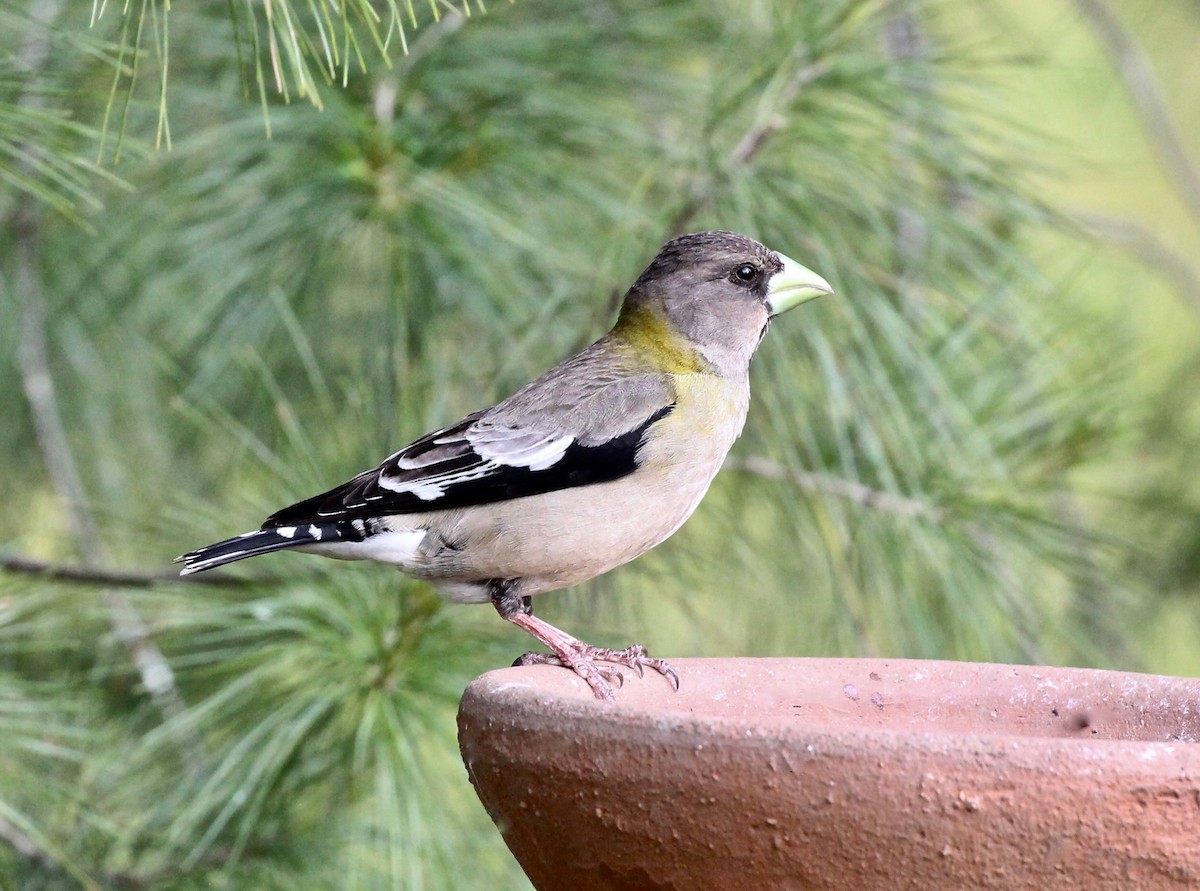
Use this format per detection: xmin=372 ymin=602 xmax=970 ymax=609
xmin=458 ymin=657 xmax=1200 ymax=890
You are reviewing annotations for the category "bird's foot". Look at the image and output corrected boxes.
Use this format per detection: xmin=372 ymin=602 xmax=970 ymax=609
xmin=490 ymin=579 xmax=678 ymax=701
xmin=514 ymin=649 xmax=622 ymax=701
xmin=515 ymin=643 xmax=679 ymax=701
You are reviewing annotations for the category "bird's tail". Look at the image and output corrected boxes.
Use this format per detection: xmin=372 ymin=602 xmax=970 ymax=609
xmin=176 ymin=524 xmax=338 ymax=575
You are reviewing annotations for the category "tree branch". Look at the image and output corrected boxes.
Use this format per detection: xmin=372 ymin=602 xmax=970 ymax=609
xmin=0 ymin=556 xmax=269 ymax=589
xmin=729 ymin=456 xmax=1061 ymax=663
xmin=726 ymin=455 xmax=945 ymax=522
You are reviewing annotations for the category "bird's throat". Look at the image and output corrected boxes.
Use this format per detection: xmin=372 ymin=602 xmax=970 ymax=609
xmin=612 ymin=302 xmax=711 ymax=375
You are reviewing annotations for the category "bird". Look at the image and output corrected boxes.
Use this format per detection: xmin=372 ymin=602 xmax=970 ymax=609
xmin=177 ymin=231 xmax=832 ymax=700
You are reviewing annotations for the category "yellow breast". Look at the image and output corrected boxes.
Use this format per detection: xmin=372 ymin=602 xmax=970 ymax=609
xmin=639 ymin=372 xmax=751 ymax=474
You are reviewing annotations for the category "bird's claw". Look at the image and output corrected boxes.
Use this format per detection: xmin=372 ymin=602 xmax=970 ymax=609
xmin=514 ymin=643 xmax=678 ymax=700
xmin=585 ymin=644 xmax=679 ymax=691
xmin=515 ymin=651 xmax=626 ymax=685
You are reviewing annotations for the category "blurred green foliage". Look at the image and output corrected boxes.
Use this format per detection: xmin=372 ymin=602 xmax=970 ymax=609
xmin=1 ymin=0 xmax=1198 ymax=887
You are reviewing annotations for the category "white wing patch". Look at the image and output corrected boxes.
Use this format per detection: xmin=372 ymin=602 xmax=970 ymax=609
xmin=377 ymin=459 xmax=501 ymax=501
xmin=475 ymin=431 xmax=574 ymax=471
xmin=376 ymin=422 xmax=573 ymax=503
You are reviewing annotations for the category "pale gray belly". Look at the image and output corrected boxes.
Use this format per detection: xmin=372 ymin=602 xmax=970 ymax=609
xmin=411 ymin=459 xmax=722 ymax=596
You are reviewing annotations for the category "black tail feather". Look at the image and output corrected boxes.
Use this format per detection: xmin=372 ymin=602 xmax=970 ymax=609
xmin=176 ymin=521 xmax=364 ymax=574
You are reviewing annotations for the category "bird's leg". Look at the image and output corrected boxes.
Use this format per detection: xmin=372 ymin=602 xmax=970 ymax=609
xmin=490 ymin=579 xmax=620 ymax=700
xmin=488 ymin=580 xmax=678 ymax=701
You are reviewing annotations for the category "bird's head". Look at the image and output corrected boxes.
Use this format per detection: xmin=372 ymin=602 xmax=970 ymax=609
xmin=617 ymin=231 xmax=832 ymax=375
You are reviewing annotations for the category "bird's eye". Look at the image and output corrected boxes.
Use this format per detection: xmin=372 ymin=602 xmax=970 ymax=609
xmin=732 ymin=264 xmax=758 ymax=284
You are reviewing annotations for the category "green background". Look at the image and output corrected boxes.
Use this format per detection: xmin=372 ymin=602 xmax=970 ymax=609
xmin=2 ymin=0 xmax=1199 ymax=886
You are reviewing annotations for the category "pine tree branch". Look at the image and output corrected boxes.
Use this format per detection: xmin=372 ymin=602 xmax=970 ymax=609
xmin=729 ymin=456 xmax=1058 ymax=662
xmin=1074 ymin=0 xmax=1200 ymax=234
xmin=0 ymin=556 xmax=269 ymax=589
xmin=726 ymin=456 xmax=945 ymax=522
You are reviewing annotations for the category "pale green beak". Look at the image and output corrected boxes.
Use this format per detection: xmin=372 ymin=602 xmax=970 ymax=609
xmin=766 ymin=253 xmax=834 ymax=316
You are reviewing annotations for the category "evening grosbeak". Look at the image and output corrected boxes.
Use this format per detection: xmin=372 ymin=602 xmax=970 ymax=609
xmin=178 ymin=231 xmax=833 ymax=700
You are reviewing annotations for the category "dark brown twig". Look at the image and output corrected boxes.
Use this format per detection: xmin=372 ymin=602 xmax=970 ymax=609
xmin=0 ymin=556 xmax=269 ymax=589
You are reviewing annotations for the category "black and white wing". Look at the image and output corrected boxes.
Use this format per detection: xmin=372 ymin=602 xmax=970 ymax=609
xmin=260 ymin=403 xmax=674 ymax=528
xmin=178 ymin=367 xmax=675 ymax=575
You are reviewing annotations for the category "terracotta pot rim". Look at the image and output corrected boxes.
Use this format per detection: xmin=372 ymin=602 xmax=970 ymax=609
xmin=467 ymin=656 xmax=1200 ymax=758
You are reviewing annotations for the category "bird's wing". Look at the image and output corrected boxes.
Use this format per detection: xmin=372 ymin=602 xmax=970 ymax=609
xmin=262 ymin=375 xmax=675 ymax=527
